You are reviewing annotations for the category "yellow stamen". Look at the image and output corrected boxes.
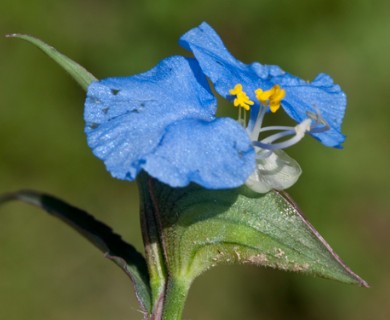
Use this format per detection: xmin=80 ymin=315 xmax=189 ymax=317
xmin=255 ymin=88 xmax=273 ymax=104
xmin=269 ymin=101 xmax=280 ymax=113
xmin=229 ymin=83 xmax=243 ymax=95
xmin=229 ymin=84 xmax=254 ymax=111
xmin=272 ymin=85 xmax=286 ymax=101
xmin=255 ymin=85 xmax=285 ymax=113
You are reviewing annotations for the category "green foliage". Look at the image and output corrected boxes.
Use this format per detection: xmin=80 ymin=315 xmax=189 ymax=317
xmin=6 ymin=34 xmax=96 ymax=90
xmin=1 ymin=0 xmax=388 ymax=319
xmin=140 ymin=177 xmax=367 ymax=287
xmin=0 ymin=178 xmax=367 ymax=319
xmin=0 ymin=190 xmax=151 ymax=313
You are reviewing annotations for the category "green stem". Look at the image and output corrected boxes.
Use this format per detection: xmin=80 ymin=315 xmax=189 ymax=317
xmin=162 ymin=277 xmax=191 ymax=320
xmin=138 ymin=172 xmax=193 ymax=319
xmin=138 ymin=173 xmax=168 ymax=316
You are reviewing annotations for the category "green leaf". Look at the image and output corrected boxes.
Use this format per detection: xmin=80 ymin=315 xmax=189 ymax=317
xmin=0 ymin=190 xmax=152 ymax=313
xmin=6 ymin=34 xmax=97 ymax=90
xmin=141 ymin=177 xmax=368 ymax=288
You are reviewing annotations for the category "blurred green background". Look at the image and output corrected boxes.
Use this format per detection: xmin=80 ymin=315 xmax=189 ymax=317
xmin=1 ymin=0 xmax=389 ymax=319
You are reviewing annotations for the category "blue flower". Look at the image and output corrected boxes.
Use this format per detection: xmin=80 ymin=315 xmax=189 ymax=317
xmin=179 ymin=22 xmax=346 ymax=149
xmin=84 ymin=55 xmax=255 ymax=189
xmin=179 ymin=22 xmax=347 ymax=192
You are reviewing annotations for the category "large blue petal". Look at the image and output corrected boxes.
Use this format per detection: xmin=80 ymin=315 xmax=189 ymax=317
xmin=179 ymin=22 xmax=271 ymax=106
xmin=180 ymin=22 xmax=346 ymax=148
xmin=143 ymin=118 xmax=255 ymax=189
xmin=84 ymin=55 xmax=255 ymax=188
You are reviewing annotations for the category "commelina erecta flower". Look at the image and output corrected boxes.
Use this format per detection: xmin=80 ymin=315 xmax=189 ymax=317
xmin=84 ymin=23 xmax=346 ymax=193
xmin=179 ymin=22 xmax=347 ymax=192
xmin=84 ymin=56 xmax=256 ymax=189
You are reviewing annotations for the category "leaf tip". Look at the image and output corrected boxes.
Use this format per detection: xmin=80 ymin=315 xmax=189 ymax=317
xmin=6 ymin=32 xmax=96 ymax=91
xmin=275 ymin=190 xmax=369 ymax=288
xmin=361 ymin=279 xmax=370 ymax=288
xmin=353 ymin=273 xmax=369 ymax=288
xmin=6 ymin=33 xmax=30 ymax=39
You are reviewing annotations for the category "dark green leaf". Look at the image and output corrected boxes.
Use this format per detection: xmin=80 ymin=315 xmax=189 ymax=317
xmin=6 ymin=34 xmax=97 ymax=90
xmin=0 ymin=190 xmax=152 ymax=312
xmin=141 ymin=178 xmax=368 ymax=288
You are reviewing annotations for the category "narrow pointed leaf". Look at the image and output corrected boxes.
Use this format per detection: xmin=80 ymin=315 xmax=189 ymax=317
xmin=6 ymin=34 xmax=97 ymax=90
xmin=0 ymin=190 xmax=152 ymax=312
xmin=141 ymin=177 xmax=368 ymax=288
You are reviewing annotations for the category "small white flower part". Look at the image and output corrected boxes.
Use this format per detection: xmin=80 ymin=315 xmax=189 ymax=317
xmin=245 ymin=149 xmax=302 ymax=193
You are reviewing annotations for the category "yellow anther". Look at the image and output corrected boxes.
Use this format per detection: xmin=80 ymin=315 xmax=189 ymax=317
xmin=272 ymin=85 xmax=286 ymax=101
xmin=269 ymin=101 xmax=281 ymax=113
xmin=229 ymin=84 xmax=254 ymax=111
xmin=255 ymin=85 xmax=285 ymax=113
xmin=255 ymin=88 xmax=273 ymax=104
xmin=229 ymin=84 xmax=243 ymax=95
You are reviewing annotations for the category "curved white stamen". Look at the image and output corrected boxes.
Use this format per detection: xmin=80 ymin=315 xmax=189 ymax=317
xmin=258 ymin=125 xmax=297 ymax=132
xmin=253 ymin=119 xmax=312 ymax=151
xmin=254 ymin=133 xmax=300 ymax=150
xmin=310 ymin=125 xmax=329 ymax=133
xmin=310 ymin=120 xmax=330 ymax=133
xmin=260 ymin=130 xmax=295 ymax=145
xmin=295 ymin=118 xmax=312 ymax=136
xmin=306 ymin=109 xmax=330 ymax=133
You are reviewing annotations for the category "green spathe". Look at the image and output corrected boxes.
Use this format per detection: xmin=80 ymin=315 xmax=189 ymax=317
xmin=137 ymin=174 xmax=368 ymax=319
xmin=139 ymin=174 xmax=368 ymax=287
